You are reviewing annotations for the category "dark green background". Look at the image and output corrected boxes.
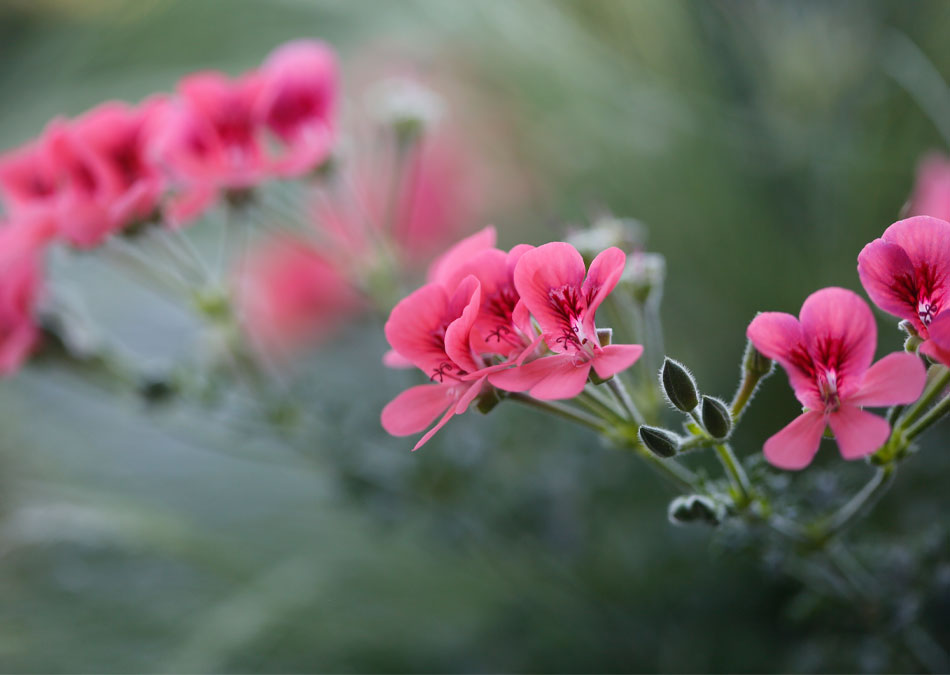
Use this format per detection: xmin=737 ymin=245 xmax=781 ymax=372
xmin=0 ymin=1 xmax=948 ymax=671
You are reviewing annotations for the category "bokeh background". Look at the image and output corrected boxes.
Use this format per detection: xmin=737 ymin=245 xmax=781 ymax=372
xmin=1 ymin=0 xmax=950 ymax=671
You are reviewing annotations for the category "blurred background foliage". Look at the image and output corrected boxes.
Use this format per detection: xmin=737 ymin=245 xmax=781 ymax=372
xmin=1 ymin=0 xmax=949 ymax=671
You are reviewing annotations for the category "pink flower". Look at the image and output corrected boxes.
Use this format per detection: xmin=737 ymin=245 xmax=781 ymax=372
xmin=0 ymin=220 xmax=46 ymax=376
xmin=489 ymin=242 xmax=643 ymax=400
xmin=155 ymin=70 xmax=266 ymax=226
xmin=857 ymin=216 xmax=950 ymax=340
xmin=747 ymin=287 xmax=926 ymax=470
xmin=908 ymin=153 xmax=950 ymax=222
xmin=257 ymin=40 xmax=338 ymax=177
xmin=381 ymin=276 xmax=489 ymax=450
xmin=236 ymin=235 xmax=361 ymax=360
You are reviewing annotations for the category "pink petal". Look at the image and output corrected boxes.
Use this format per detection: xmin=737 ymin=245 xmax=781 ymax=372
xmin=427 ymin=226 xmax=497 ymax=285
xmin=909 ymin=153 xmax=950 ymax=222
xmin=763 ymin=410 xmax=827 ymax=471
xmin=384 ymin=282 xmax=450 ymax=376
xmin=881 ymin=216 xmax=950 ymax=284
xmin=582 ymin=246 xmax=625 ymax=327
xmin=746 ymin=311 xmax=820 ymax=409
xmin=592 ymin=343 xmax=643 ymax=379
xmin=827 ymin=404 xmax=891 ymax=460
xmin=513 ymin=242 xmax=587 ymax=339
xmin=382 ymin=349 xmax=414 ymax=369
xmin=454 ymin=377 xmax=485 ymax=414
xmin=849 ymin=352 xmax=926 ymax=407
xmin=380 ymin=383 xmax=454 ymax=436
xmin=919 ymin=337 xmax=950 ymax=366
xmin=799 ymin=287 xmax=876 ymax=399
xmin=443 ymin=276 xmax=481 ymax=373
xmin=411 ymin=403 xmax=458 ymax=451
xmin=490 ymin=353 xmax=590 ymax=400
xmin=857 ymin=239 xmax=919 ymax=327
xmin=928 ymin=309 xmax=950 ymax=350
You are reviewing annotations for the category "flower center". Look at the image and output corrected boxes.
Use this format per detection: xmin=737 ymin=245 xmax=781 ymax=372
xmin=817 ymin=368 xmax=840 ymax=412
xmin=918 ymin=297 xmax=938 ymax=326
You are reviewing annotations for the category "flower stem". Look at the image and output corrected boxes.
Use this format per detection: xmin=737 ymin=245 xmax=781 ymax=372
xmin=730 ymin=369 xmax=763 ymax=421
xmin=507 ymin=393 xmax=610 ymax=434
xmin=905 ymin=392 xmax=950 ymax=440
xmin=713 ymin=442 xmax=754 ymax=508
xmin=814 ymin=464 xmax=896 ymax=542
xmin=898 ymin=365 xmax=950 ymax=431
xmin=606 ymin=376 xmax=644 ymax=425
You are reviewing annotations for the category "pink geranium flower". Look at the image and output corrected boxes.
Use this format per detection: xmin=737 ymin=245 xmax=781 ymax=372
xmin=857 ymin=216 xmax=950 ymax=340
xmin=154 ymin=71 xmax=266 ymax=226
xmin=747 ymin=287 xmax=926 ymax=470
xmin=0 ymin=220 xmax=46 ymax=375
xmin=381 ymin=275 xmax=490 ymax=450
xmin=257 ymin=40 xmax=338 ymax=177
xmin=489 ymin=242 xmax=643 ymax=400
xmin=236 ymin=235 xmax=361 ymax=361
xmin=908 ymin=153 xmax=950 ymax=223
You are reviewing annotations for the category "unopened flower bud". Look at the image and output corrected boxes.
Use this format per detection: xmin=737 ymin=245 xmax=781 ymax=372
xmin=566 ymin=216 xmax=646 ymax=264
xmin=661 ymin=358 xmax=699 ymax=412
xmin=701 ymin=395 xmax=732 ymax=439
xmin=620 ymin=251 xmax=666 ymax=304
xmin=742 ymin=340 xmax=773 ymax=377
xmin=899 ymin=320 xmax=920 ymax=339
xmin=368 ymin=77 xmax=443 ymax=145
xmin=638 ymin=425 xmax=680 ymax=458
xmin=668 ymin=495 xmax=723 ymax=526
xmin=904 ymin=333 xmax=923 ymax=353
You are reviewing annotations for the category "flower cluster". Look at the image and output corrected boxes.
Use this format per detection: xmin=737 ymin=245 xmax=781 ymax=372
xmin=0 ymin=40 xmax=338 ymax=376
xmin=381 ymin=226 xmax=643 ymax=450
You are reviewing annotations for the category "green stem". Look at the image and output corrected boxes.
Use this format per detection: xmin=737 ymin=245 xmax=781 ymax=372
xmin=713 ymin=442 xmax=754 ymax=507
xmin=730 ymin=369 xmax=763 ymax=421
xmin=898 ymin=365 xmax=950 ymax=430
xmin=905 ymin=392 xmax=950 ymax=440
xmin=622 ymin=438 xmax=700 ymax=493
xmin=815 ymin=464 xmax=895 ymax=541
xmin=606 ymin=376 xmax=644 ymax=425
xmin=507 ymin=393 xmax=609 ymax=434
xmin=577 ymin=389 xmax=625 ymax=425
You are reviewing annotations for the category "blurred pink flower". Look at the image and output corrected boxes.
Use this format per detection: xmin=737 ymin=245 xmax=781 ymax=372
xmin=490 ymin=243 xmax=642 ymax=400
xmin=908 ymin=153 xmax=950 ymax=222
xmin=0 ymin=219 xmax=46 ymax=376
xmin=237 ymin=235 xmax=361 ymax=360
xmin=382 ymin=276 xmax=490 ymax=450
xmin=257 ymin=39 xmax=338 ymax=177
xmin=747 ymin=287 xmax=925 ymax=470
xmin=857 ymin=216 xmax=950 ymax=340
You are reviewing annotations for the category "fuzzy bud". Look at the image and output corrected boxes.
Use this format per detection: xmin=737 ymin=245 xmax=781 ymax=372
xmin=742 ymin=340 xmax=773 ymax=377
xmin=904 ymin=333 xmax=923 ymax=354
xmin=638 ymin=425 xmax=680 ymax=458
xmin=899 ymin=319 xmax=920 ymax=339
xmin=701 ymin=395 xmax=732 ymax=439
xmin=620 ymin=251 xmax=666 ymax=304
xmin=668 ymin=495 xmax=723 ymax=526
xmin=566 ymin=216 xmax=647 ymax=264
xmin=368 ymin=77 xmax=444 ymax=145
xmin=661 ymin=358 xmax=699 ymax=412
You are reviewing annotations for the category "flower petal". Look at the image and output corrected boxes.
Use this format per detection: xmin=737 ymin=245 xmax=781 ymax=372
xmin=799 ymin=287 xmax=876 ymax=399
xmin=582 ymin=246 xmax=625 ymax=330
xmin=746 ymin=311 xmax=820 ymax=409
xmin=909 ymin=153 xmax=950 ymax=222
xmin=763 ymin=410 xmax=827 ymax=471
xmin=490 ymin=353 xmax=590 ymax=400
xmin=384 ymin=282 xmax=450 ymax=376
xmin=857 ymin=239 xmax=918 ymax=326
xmin=827 ymin=404 xmax=891 ymax=461
xmin=513 ymin=242 xmax=587 ymax=339
xmin=592 ymin=343 xmax=643 ymax=379
xmin=850 ymin=352 xmax=926 ymax=407
xmin=427 ymin=225 xmax=496 ymax=285
xmin=443 ymin=275 xmax=481 ymax=373
xmin=381 ymin=383 xmax=454 ymax=436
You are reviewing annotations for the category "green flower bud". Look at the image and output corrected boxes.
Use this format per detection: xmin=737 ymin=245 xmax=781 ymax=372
xmin=742 ymin=340 xmax=773 ymax=377
xmin=701 ymin=395 xmax=733 ymax=439
xmin=638 ymin=425 xmax=680 ymax=458
xmin=661 ymin=358 xmax=699 ymax=412
xmin=904 ymin=333 xmax=923 ymax=354
xmin=899 ymin=319 xmax=920 ymax=339
xmin=668 ymin=495 xmax=723 ymax=526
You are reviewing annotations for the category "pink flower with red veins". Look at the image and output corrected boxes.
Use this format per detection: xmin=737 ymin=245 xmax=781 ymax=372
xmin=237 ymin=235 xmax=361 ymax=361
xmin=489 ymin=242 xmax=643 ymax=400
xmin=257 ymin=40 xmax=338 ymax=177
xmin=857 ymin=216 xmax=950 ymax=340
xmin=427 ymin=226 xmax=537 ymax=361
xmin=381 ymin=275 xmax=491 ymax=450
xmin=747 ymin=287 xmax=926 ymax=470
xmin=0 ymin=121 xmax=113 ymax=248
xmin=154 ymin=71 xmax=266 ymax=226
xmin=71 ymin=99 xmax=168 ymax=242
xmin=0 ymin=220 xmax=46 ymax=376
xmin=908 ymin=153 xmax=950 ymax=223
